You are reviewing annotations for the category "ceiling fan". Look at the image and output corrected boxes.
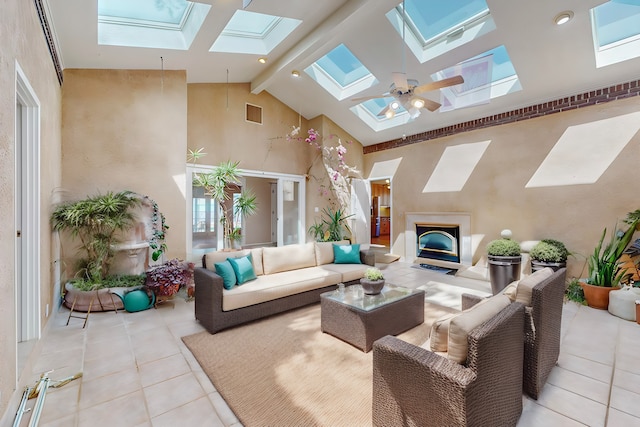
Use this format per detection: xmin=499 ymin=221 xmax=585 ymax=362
xmin=351 ymin=0 xmax=464 ymax=118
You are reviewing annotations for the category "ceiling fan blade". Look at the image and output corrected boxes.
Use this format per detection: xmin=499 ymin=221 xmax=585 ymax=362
xmin=413 ymin=75 xmax=464 ymax=95
xmin=377 ymin=105 xmax=391 ymax=117
xmin=351 ymin=94 xmax=387 ymax=102
xmin=392 ymin=72 xmax=408 ymax=91
xmin=413 ymin=96 xmax=441 ymax=112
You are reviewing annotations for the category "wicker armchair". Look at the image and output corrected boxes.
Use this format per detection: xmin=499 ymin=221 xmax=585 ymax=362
xmin=372 ymin=302 xmax=525 ymax=427
xmin=462 ymin=267 xmax=566 ymax=400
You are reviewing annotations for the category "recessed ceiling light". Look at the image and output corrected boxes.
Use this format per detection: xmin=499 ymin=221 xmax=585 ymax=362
xmin=554 ymin=11 xmax=573 ymax=25
xmin=258 ymin=57 xmax=267 ymax=64
xmin=291 ymin=70 xmax=300 ymax=77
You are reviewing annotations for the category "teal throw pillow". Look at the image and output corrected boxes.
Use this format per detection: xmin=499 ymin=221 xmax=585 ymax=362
xmin=215 ymin=260 xmax=237 ymax=290
xmin=333 ymin=244 xmax=361 ymax=264
xmin=228 ymin=254 xmax=257 ymax=284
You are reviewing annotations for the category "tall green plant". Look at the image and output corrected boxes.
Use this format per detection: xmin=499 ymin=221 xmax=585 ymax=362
xmin=308 ymin=207 xmax=354 ymax=241
xmin=587 ymin=219 xmax=639 ymax=287
xmin=51 ymin=191 xmax=141 ymax=282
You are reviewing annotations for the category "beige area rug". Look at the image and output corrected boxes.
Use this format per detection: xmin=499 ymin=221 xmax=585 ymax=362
xmin=183 ymin=302 xmax=456 ymax=427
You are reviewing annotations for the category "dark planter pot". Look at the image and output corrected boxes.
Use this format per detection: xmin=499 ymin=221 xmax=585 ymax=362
xmin=580 ymin=282 xmax=619 ymax=310
xmin=488 ymin=255 xmax=522 ymax=295
xmin=531 ymin=260 xmax=567 ymax=273
xmin=360 ymin=279 xmax=385 ymax=295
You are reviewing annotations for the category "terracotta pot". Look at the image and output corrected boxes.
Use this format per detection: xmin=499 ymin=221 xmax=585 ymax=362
xmin=579 ymin=281 xmax=619 ymax=310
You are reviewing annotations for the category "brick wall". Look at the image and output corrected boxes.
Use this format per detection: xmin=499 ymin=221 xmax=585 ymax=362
xmin=364 ymin=79 xmax=640 ymax=154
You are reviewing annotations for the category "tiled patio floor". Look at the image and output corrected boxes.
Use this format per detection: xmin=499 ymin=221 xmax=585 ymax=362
xmin=11 ymin=261 xmax=640 ymax=426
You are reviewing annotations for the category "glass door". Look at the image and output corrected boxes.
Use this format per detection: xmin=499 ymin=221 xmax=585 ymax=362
xmin=280 ymin=179 xmax=301 ymax=245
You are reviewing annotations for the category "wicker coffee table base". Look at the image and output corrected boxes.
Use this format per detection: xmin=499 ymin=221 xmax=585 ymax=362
xmin=320 ymin=288 xmax=425 ymax=352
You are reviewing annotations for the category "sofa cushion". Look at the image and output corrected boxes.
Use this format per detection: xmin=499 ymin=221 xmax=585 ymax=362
xmin=319 ymin=263 xmax=369 ymax=283
xmin=228 ymin=255 xmax=257 ymax=285
xmin=515 ymin=267 xmax=554 ymax=306
xmin=333 ymin=244 xmax=362 ymax=264
xmin=448 ymin=294 xmax=511 ymax=364
xmin=205 ymin=249 xmax=263 ymax=276
xmin=214 ymin=260 xmax=237 ymax=290
xmin=315 ymin=240 xmax=349 ymax=265
xmin=262 ymin=242 xmax=316 ymax=275
xmin=222 ymin=266 xmax=341 ymax=311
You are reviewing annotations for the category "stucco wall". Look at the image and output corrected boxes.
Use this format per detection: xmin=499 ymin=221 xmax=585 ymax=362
xmin=61 ymin=69 xmax=187 ymax=261
xmin=363 ymin=96 xmax=640 ymax=280
xmin=0 ymin=0 xmax=62 ymax=419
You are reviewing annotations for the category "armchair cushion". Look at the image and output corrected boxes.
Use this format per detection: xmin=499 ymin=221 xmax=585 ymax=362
xmin=448 ymin=294 xmax=511 ymax=364
xmin=516 ymin=267 xmax=553 ymax=306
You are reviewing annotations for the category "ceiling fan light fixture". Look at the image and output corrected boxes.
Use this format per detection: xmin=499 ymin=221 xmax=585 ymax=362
xmin=410 ymin=97 xmax=425 ymax=109
xmin=390 ymin=100 xmax=400 ymax=110
xmin=385 ymin=109 xmax=396 ymax=119
xmin=554 ymin=11 xmax=573 ymax=25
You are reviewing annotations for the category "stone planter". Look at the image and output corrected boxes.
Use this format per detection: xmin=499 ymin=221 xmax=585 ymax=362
xmin=580 ymin=282 xmax=619 ymax=310
xmin=488 ymin=255 xmax=521 ymax=295
xmin=360 ymin=278 xmax=385 ymax=295
xmin=63 ymin=282 xmax=123 ymax=312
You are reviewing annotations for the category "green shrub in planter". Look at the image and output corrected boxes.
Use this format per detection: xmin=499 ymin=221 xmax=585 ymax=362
xmin=487 ymin=238 xmax=521 ymax=256
xmin=530 ymin=239 xmax=569 ymax=263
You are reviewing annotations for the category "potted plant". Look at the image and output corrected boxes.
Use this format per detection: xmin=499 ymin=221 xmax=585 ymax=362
xmin=580 ymin=219 xmax=639 ymax=309
xmin=530 ymin=239 xmax=569 ymax=272
xmin=308 ymin=207 xmax=354 ymax=242
xmin=193 ymin=160 xmax=257 ymax=250
xmin=487 ymin=233 xmax=522 ymax=295
xmin=360 ymin=267 xmax=385 ymax=295
xmin=145 ymin=258 xmax=194 ymax=304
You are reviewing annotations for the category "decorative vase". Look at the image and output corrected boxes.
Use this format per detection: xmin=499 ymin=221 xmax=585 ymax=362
xmin=579 ymin=282 xmax=619 ymax=310
xmin=360 ymin=278 xmax=385 ymax=295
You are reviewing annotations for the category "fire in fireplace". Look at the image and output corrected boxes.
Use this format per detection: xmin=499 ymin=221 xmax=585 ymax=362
xmin=416 ymin=223 xmax=460 ymax=263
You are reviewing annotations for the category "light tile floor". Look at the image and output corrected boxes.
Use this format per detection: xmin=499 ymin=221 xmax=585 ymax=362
xmin=11 ymin=261 xmax=640 ymax=426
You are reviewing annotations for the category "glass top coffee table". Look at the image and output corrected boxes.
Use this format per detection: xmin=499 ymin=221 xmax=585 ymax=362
xmin=320 ymin=284 xmax=425 ymax=352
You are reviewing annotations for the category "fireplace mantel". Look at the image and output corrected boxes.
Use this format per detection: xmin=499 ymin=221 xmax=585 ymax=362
xmin=405 ymin=212 xmax=472 ymax=266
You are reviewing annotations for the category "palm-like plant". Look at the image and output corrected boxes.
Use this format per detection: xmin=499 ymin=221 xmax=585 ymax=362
xmin=51 ymin=191 xmax=141 ymax=282
xmin=193 ymin=160 xmax=258 ymax=249
xmin=308 ymin=207 xmax=354 ymax=242
xmin=587 ymin=219 xmax=639 ymax=287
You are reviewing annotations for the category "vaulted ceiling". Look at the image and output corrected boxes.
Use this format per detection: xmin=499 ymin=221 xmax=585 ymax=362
xmin=47 ymin=0 xmax=640 ymax=146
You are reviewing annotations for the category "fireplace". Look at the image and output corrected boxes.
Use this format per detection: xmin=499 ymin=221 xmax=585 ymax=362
xmin=416 ymin=223 xmax=460 ymax=263
xmin=405 ymin=212 xmax=472 ymax=266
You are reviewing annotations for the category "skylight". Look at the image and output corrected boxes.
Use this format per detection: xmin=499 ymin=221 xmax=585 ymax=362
xmin=432 ymin=45 xmax=521 ymax=112
xmin=304 ymin=44 xmax=378 ymax=101
xmin=591 ymin=0 xmax=640 ymax=67
xmin=98 ymin=0 xmax=189 ymax=26
xmin=350 ymin=97 xmax=413 ymax=131
xmin=386 ymin=0 xmax=495 ymax=63
xmin=98 ymin=0 xmax=210 ymax=50
xmin=210 ymin=10 xmax=301 ymax=55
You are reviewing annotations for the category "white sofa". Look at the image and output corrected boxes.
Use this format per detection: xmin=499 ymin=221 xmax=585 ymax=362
xmin=194 ymin=241 xmax=374 ymax=333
